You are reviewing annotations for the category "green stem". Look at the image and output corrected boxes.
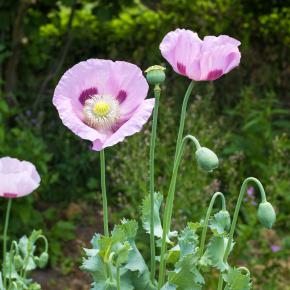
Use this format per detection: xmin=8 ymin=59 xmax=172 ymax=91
xmin=217 ymin=275 xmax=223 ymax=290
xmin=108 ymin=252 xmax=114 ymax=283
xmin=100 ymin=150 xmax=109 ymax=237
xmin=199 ymin=192 xmax=226 ymax=257
xmin=36 ymin=235 xmax=49 ymax=253
xmin=8 ymin=241 xmax=18 ymax=288
xmin=21 ymin=238 xmax=32 ymax=279
xmin=3 ymin=198 xmax=12 ymax=289
xmin=157 ymin=79 xmax=195 ymax=289
xmin=116 ymin=266 xmax=121 ymax=290
xmin=149 ymin=85 xmax=161 ymax=282
xmin=217 ymin=177 xmax=267 ymax=289
xmin=223 ymin=177 xmax=266 ymax=261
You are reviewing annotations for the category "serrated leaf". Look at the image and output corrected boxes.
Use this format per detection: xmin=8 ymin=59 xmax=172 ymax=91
xmin=142 ymin=192 xmax=164 ymax=238
xmin=223 ymin=268 xmax=252 ymax=290
xmin=167 ymin=245 xmax=180 ymax=265
xmin=168 ymin=252 xmax=204 ymax=290
xmin=200 ymin=236 xmax=234 ymax=271
xmin=178 ymin=226 xmax=199 ymax=258
xmin=161 ymin=282 xmax=176 ymax=290
xmin=210 ymin=210 xmax=231 ymax=235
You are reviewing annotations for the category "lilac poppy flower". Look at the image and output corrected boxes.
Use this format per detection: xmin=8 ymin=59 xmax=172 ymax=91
xmin=271 ymin=245 xmax=281 ymax=253
xmin=53 ymin=59 xmax=154 ymax=151
xmin=0 ymin=157 xmax=40 ymax=198
xmin=247 ymin=186 xmax=255 ymax=197
xmin=160 ymin=28 xmax=241 ymax=81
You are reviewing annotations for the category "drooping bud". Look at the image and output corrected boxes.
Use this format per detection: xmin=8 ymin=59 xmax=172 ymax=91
xmin=36 ymin=252 xmax=49 ymax=269
xmin=257 ymin=201 xmax=276 ymax=229
xmin=195 ymin=147 xmax=219 ymax=172
xmin=145 ymin=65 xmax=166 ymax=85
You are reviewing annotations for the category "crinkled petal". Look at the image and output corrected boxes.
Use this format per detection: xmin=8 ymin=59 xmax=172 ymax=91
xmin=92 ymin=99 xmax=155 ymax=151
xmin=202 ymin=35 xmax=241 ymax=50
xmin=160 ymin=28 xmax=202 ymax=79
xmin=0 ymin=157 xmax=40 ymax=198
xmin=105 ymin=61 xmax=149 ymax=115
xmin=200 ymin=45 xmax=241 ymax=80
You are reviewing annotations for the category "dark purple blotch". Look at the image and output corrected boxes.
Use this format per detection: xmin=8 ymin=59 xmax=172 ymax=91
xmin=79 ymin=87 xmax=98 ymax=105
xmin=116 ymin=90 xmax=127 ymax=104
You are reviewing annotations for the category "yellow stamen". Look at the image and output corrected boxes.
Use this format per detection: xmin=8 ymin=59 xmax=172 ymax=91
xmin=93 ymin=101 xmax=110 ymax=117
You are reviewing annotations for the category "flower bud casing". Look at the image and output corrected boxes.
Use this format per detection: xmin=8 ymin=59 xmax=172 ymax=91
xmin=195 ymin=147 xmax=219 ymax=172
xmin=145 ymin=65 xmax=166 ymax=85
xmin=257 ymin=201 xmax=276 ymax=229
xmin=37 ymin=252 xmax=49 ymax=269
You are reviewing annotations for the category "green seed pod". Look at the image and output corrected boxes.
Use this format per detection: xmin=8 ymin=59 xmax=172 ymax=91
xmin=145 ymin=65 xmax=166 ymax=85
xmin=257 ymin=201 xmax=276 ymax=229
xmin=195 ymin=147 xmax=219 ymax=172
xmin=37 ymin=252 xmax=49 ymax=269
xmin=14 ymin=254 xmax=23 ymax=270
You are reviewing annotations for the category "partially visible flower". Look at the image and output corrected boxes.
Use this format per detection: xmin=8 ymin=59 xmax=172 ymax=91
xmin=160 ymin=28 xmax=241 ymax=81
xmin=271 ymin=245 xmax=281 ymax=253
xmin=0 ymin=157 xmax=40 ymax=198
xmin=247 ymin=186 xmax=255 ymax=197
xmin=53 ymin=59 xmax=154 ymax=151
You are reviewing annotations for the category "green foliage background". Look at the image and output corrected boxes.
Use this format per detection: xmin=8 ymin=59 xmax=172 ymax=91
xmin=0 ymin=0 xmax=289 ymax=289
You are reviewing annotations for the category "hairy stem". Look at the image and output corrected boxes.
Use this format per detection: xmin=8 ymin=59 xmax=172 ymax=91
xmin=100 ymin=150 xmax=109 ymax=237
xmin=149 ymin=85 xmax=161 ymax=282
xmin=157 ymin=79 xmax=195 ymax=289
xmin=199 ymin=192 xmax=226 ymax=257
xmin=3 ymin=198 xmax=12 ymax=289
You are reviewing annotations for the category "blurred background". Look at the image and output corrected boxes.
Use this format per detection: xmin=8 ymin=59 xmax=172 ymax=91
xmin=0 ymin=0 xmax=289 ymax=289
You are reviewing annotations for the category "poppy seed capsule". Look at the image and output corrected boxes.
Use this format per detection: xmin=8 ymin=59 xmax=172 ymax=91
xmin=195 ymin=147 xmax=219 ymax=172
xmin=145 ymin=65 xmax=166 ymax=85
xmin=257 ymin=201 xmax=276 ymax=229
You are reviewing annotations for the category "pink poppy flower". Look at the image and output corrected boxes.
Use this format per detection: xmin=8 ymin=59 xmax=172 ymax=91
xmin=160 ymin=28 xmax=241 ymax=81
xmin=0 ymin=157 xmax=41 ymax=198
xmin=53 ymin=59 xmax=154 ymax=151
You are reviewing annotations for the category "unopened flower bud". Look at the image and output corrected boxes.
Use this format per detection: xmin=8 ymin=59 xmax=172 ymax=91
xmin=37 ymin=252 xmax=49 ymax=268
xmin=195 ymin=147 xmax=219 ymax=172
xmin=257 ymin=201 xmax=276 ymax=229
xmin=145 ymin=65 xmax=166 ymax=85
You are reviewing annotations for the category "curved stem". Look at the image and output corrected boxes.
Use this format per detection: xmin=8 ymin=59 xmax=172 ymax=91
xmin=238 ymin=266 xmax=251 ymax=276
xmin=149 ymin=85 xmax=161 ymax=282
xmin=157 ymin=80 xmax=195 ymax=289
xmin=218 ymin=177 xmax=267 ymax=289
xmin=3 ymin=198 xmax=12 ymax=289
xmin=199 ymin=192 xmax=226 ymax=257
xmin=223 ymin=177 xmax=266 ymax=261
xmin=100 ymin=150 xmax=109 ymax=237
xmin=36 ymin=235 xmax=49 ymax=253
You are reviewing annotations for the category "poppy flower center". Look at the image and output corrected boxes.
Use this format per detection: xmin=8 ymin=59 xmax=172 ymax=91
xmin=93 ymin=101 xmax=110 ymax=117
xmin=83 ymin=95 xmax=120 ymax=130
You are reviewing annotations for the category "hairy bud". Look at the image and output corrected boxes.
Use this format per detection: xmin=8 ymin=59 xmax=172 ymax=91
xmin=195 ymin=147 xmax=219 ymax=172
xmin=257 ymin=201 xmax=276 ymax=229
